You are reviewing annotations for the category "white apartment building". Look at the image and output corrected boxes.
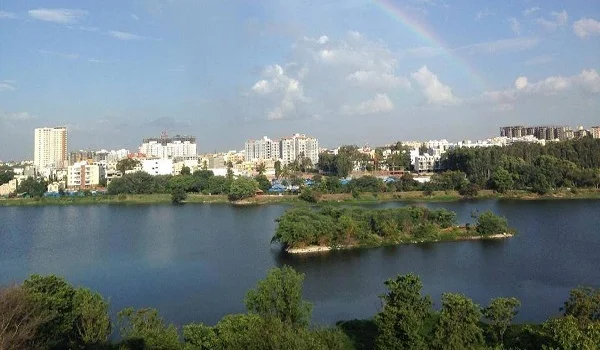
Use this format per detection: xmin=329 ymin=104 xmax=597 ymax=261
xmin=142 ymin=159 xmax=173 ymax=176
xmin=34 ymin=127 xmax=68 ymax=170
xmin=244 ymin=133 xmax=319 ymax=166
xmin=139 ymin=135 xmax=197 ymax=159
xmin=0 ymin=179 xmax=18 ymax=196
xmin=67 ymin=162 xmax=104 ymax=189
xmin=591 ymin=126 xmax=600 ymax=139
xmin=245 ymin=136 xmax=280 ymax=161
xmin=413 ymin=154 xmax=442 ymax=173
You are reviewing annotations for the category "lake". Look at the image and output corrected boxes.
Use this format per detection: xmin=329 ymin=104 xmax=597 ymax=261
xmin=1 ymin=199 xmax=599 ymax=326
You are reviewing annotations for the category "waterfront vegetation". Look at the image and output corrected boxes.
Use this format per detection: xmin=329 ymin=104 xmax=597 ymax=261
xmin=272 ymin=206 xmax=512 ymax=251
xmin=2 ymin=267 xmax=599 ymax=349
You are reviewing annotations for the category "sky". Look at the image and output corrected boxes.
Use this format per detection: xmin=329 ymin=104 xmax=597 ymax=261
xmin=0 ymin=0 xmax=599 ymax=160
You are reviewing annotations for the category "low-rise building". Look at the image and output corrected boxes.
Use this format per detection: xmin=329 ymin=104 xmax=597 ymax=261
xmin=142 ymin=159 xmax=173 ymax=176
xmin=67 ymin=162 xmax=104 ymax=189
xmin=0 ymin=179 xmax=18 ymax=196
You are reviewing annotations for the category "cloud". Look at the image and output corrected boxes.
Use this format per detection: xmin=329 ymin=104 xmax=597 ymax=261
xmin=341 ymin=93 xmax=394 ymax=115
xmin=475 ymin=9 xmax=494 ymax=21
xmin=508 ymin=17 xmax=521 ymax=35
xmin=28 ymin=8 xmax=88 ymax=24
xmin=247 ymin=31 xmax=409 ymax=121
xmin=523 ymin=7 xmax=540 ymax=16
xmin=0 ymin=112 xmax=36 ymax=122
xmin=573 ymin=18 xmax=600 ymax=38
xmin=0 ymin=81 xmax=16 ymax=92
xmin=457 ymin=37 xmax=539 ymax=55
xmin=131 ymin=14 xmax=140 ymax=21
xmin=38 ymin=49 xmax=79 ymax=60
xmin=108 ymin=31 xmax=143 ymax=40
xmin=525 ymin=54 xmax=557 ymax=65
xmin=484 ymin=68 xmax=600 ymax=110
xmin=534 ymin=10 xmax=568 ymax=32
xmin=411 ymin=66 xmax=460 ymax=106
xmin=0 ymin=11 xmax=17 ymax=19
xmin=250 ymin=64 xmax=307 ymax=120
xmin=88 ymin=58 xmax=119 ymax=64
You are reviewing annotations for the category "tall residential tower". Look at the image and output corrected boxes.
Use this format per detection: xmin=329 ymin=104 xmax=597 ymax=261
xmin=34 ymin=127 xmax=68 ymax=170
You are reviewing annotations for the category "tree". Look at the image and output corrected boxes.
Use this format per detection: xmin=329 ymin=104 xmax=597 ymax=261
xmin=73 ymin=288 xmax=111 ymax=346
xmin=274 ymin=160 xmax=282 ymax=179
xmin=561 ymin=286 xmax=600 ymax=328
xmin=183 ymin=323 xmax=218 ymax=350
xmin=254 ymin=174 xmax=271 ymax=193
xmin=22 ymin=275 xmax=77 ymax=349
xmin=542 ymin=315 xmax=600 ymax=350
xmin=0 ymin=169 xmax=14 ymax=186
xmin=116 ymin=158 xmax=140 ymax=175
xmin=245 ymin=266 xmax=313 ymax=328
xmin=531 ymin=172 xmax=552 ymax=195
xmin=482 ymin=297 xmax=521 ymax=345
xmin=16 ymin=177 xmax=47 ymax=197
xmin=374 ymin=274 xmax=432 ymax=350
xmin=255 ymin=162 xmax=266 ymax=176
xmin=117 ymin=307 xmax=180 ymax=350
xmin=171 ymin=186 xmax=187 ymax=204
xmin=490 ymin=168 xmax=514 ymax=193
xmin=299 ymin=187 xmax=321 ymax=203
xmin=0 ymin=285 xmax=51 ymax=350
xmin=475 ymin=211 xmax=510 ymax=235
xmin=432 ymin=293 xmax=484 ymax=350
xmin=180 ymin=165 xmax=191 ymax=176
xmin=458 ymin=183 xmax=479 ymax=198
xmin=228 ymin=177 xmax=259 ymax=201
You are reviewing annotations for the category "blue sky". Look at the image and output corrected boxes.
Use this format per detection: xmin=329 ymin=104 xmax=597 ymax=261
xmin=1 ymin=0 xmax=599 ymax=160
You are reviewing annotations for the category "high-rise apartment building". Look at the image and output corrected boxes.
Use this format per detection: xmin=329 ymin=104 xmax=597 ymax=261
xmin=139 ymin=134 xmax=197 ymax=158
xmin=244 ymin=133 xmax=319 ymax=166
xmin=34 ymin=127 xmax=68 ymax=170
xmin=591 ymin=126 xmax=600 ymax=139
xmin=499 ymin=125 xmax=574 ymax=141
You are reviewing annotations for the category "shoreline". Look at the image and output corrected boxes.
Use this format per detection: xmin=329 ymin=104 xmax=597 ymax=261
xmin=285 ymin=232 xmax=515 ymax=254
xmin=1 ymin=189 xmax=599 ymax=207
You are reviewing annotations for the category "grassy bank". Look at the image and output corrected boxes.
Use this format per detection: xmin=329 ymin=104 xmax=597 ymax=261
xmin=1 ymin=188 xmax=599 ymax=207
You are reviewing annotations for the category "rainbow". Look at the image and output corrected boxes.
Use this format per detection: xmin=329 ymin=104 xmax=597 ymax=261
xmin=373 ymin=0 xmax=486 ymax=90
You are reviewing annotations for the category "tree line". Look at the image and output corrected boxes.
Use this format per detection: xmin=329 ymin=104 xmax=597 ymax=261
xmin=273 ymin=206 xmax=510 ymax=249
xmin=2 ymin=267 xmax=598 ymax=349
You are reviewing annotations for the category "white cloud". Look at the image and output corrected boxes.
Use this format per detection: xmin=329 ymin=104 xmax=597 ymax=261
xmin=411 ymin=66 xmax=460 ymax=106
xmin=38 ymin=49 xmax=79 ymax=60
xmin=250 ymin=64 xmax=307 ymax=120
xmin=457 ymin=37 xmax=539 ymax=55
xmin=0 ymin=11 xmax=17 ymax=19
xmin=523 ymin=7 xmax=540 ymax=16
xmin=341 ymin=93 xmax=394 ymax=115
xmin=28 ymin=8 xmax=88 ymax=24
xmin=108 ymin=31 xmax=143 ymax=40
xmin=484 ymin=68 xmax=600 ymax=110
xmin=508 ymin=17 xmax=521 ymax=35
xmin=316 ymin=35 xmax=329 ymax=44
xmin=573 ymin=18 xmax=600 ymax=38
xmin=534 ymin=10 xmax=568 ymax=32
xmin=131 ymin=14 xmax=140 ymax=21
xmin=515 ymin=77 xmax=528 ymax=90
xmin=0 ymin=81 xmax=16 ymax=92
xmin=0 ymin=112 xmax=36 ymax=122
xmin=475 ymin=9 xmax=494 ymax=21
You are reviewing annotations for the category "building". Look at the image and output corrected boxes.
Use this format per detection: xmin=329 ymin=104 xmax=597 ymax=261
xmin=499 ymin=125 xmax=573 ymax=141
xmin=244 ymin=133 xmax=319 ymax=166
xmin=141 ymin=159 xmax=173 ymax=176
xmin=591 ymin=126 xmax=600 ymax=139
xmin=67 ymin=162 xmax=104 ymax=189
xmin=34 ymin=127 xmax=68 ymax=170
xmin=413 ymin=154 xmax=442 ymax=173
xmin=0 ymin=179 xmax=18 ymax=196
xmin=139 ymin=134 xmax=197 ymax=159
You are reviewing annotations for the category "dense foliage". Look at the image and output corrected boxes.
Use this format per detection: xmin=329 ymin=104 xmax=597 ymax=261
xmin=16 ymin=177 xmax=48 ymax=198
xmin=0 ymin=169 xmax=14 ymax=186
xmin=271 ymin=206 xmax=510 ymax=249
xmin=1 ymin=269 xmax=599 ymax=349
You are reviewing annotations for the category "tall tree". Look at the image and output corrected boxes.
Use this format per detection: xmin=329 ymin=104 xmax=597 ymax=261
xmin=274 ymin=160 xmax=282 ymax=179
xmin=73 ymin=288 xmax=111 ymax=346
xmin=374 ymin=274 xmax=432 ymax=350
xmin=116 ymin=158 xmax=140 ymax=175
xmin=245 ymin=266 xmax=313 ymax=328
xmin=228 ymin=177 xmax=259 ymax=201
xmin=482 ymin=297 xmax=521 ymax=345
xmin=117 ymin=307 xmax=180 ymax=350
xmin=432 ymin=293 xmax=484 ymax=350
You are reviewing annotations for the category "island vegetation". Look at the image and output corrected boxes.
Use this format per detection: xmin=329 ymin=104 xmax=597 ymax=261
xmin=1 ymin=267 xmax=598 ymax=349
xmin=272 ymin=206 xmax=512 ymax=252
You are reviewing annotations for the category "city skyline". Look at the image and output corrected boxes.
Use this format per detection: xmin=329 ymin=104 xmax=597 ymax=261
xmin=1 ymin=0 xmax=599 ymax=160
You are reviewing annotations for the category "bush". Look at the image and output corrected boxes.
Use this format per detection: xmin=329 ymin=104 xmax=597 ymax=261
xmin=299 ymin=188 xmax=321 ymax=203
xmin=171 ymin=187 xmax=187 ymax=204
xmin=476 ymin=211 xmax=510 ymax=235
xmin=459 ymin=183 xmax=479 ymax=198
xmin=228 ymin=177 xmax=259 ymax=201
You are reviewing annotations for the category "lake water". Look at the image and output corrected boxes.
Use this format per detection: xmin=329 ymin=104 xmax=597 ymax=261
xmin=1 ymin=200 xmax=599 ymax=326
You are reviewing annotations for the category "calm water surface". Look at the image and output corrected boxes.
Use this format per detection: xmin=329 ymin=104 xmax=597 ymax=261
xmin=1 ymin=200 xmax=599 ymax=326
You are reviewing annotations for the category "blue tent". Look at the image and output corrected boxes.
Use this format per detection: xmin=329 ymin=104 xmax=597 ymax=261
xmin=268 ymin=183 xmax=286 ymax=193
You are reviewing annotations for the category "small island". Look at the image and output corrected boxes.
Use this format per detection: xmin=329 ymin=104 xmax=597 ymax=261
xmin=272 ymin=206 xmax=514 ymax=254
